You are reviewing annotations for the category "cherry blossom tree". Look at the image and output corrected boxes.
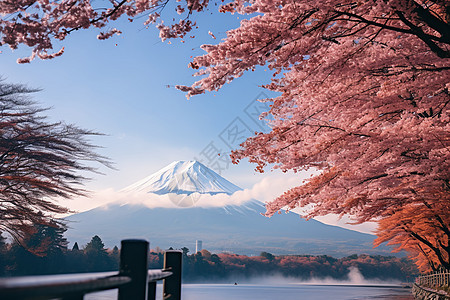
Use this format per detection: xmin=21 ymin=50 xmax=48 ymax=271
xmin=0 ymin=80 xmax=110 ymax=241
xmin=177 ymin=1 xmax=449 ymax=271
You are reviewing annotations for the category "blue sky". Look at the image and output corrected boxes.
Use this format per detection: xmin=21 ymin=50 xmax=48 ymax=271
xmin=1 ymin=8 xmax=280 ymax=192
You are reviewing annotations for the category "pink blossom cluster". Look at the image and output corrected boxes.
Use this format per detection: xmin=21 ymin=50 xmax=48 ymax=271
xmin=97 ymin=28 xmax=121 ymax=40
xmin=0 ymin=0 xmax=208 ymax=62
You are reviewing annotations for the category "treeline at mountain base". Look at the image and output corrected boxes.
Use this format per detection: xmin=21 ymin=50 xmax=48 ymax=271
xmin=0 ymin=226 xmax=418 ymax=283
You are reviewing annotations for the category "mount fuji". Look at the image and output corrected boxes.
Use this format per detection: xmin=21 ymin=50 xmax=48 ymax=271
xmin=65 ymin=161 xmax=395 ymax=257
xmin=121 ymin=160 xmax=241 ymax=195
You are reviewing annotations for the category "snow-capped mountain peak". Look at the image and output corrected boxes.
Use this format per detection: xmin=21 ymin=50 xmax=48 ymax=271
xmin=121 ymin=160 xmax=242 ymax=195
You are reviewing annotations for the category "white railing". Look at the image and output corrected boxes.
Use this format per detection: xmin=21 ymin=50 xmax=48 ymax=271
xmin=416 ymin=269 xmax=450 ymax=288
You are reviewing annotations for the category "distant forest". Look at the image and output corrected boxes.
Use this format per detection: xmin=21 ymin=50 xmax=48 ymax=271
xmin=0 ymin=224 xmax=419 ymax=282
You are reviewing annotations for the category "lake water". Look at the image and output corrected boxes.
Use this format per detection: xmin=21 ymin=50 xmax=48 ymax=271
xmin=86 ymin=283 xmax=413 ymax=300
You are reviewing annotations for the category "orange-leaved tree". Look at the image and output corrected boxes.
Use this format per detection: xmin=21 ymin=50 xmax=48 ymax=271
xmin=375 ymin=189 xmax=450 ymax=272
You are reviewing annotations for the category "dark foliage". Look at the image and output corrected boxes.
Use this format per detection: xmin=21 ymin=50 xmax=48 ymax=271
xmin=0 ymin=79 xmax=111 ymax=241
xmin=0 ymin=231 xmax=419 ymax=283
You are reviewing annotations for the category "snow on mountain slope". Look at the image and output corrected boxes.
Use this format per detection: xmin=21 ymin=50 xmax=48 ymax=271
xmin=121 ymin=161 xmax=241 ymax=195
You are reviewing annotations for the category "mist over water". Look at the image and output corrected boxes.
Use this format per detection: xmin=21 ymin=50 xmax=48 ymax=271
xmin=221 ymin=267 xmax=402 ymax=286
xmin=303 ymin=266 xmax=402 ymax=286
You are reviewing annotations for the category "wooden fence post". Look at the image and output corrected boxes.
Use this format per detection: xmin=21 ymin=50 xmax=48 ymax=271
xmin=118 ymin=239 xmax=149 ymax=300
xmin=147 ymin=281 xmax=157 ymax=300
xmin=163 ymin=250 xmax=182 ymax=300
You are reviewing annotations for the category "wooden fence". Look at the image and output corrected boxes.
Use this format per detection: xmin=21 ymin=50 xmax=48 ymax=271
xmin=415 ymin=269 xmax=450 ymax=288
xmin=0 ymin=239 xmax=182 ymax=300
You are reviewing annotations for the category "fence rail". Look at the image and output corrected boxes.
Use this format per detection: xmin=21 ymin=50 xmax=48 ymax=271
xmin=415 ymin=269 xmax=450 ymax=288
xmin=0 ymin=239 xmax=182 ymax=300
